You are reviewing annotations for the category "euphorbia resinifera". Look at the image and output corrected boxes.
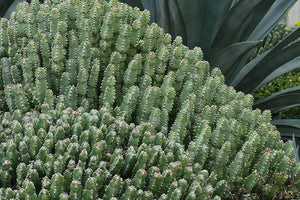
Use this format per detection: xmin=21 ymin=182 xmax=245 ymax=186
xmin=0 ymin=0 xmax=299 ymax=199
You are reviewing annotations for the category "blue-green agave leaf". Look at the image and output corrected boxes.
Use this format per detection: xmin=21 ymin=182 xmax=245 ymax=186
xmin=209 ymin=0 xmax=270 ymax=59
xmin=209 ymin=0 xmax=295 ymax=70
xmin=271 ymin=120 xmax=300 ymax=162
xmin=254 ymin=86 xmax=300 ymax=113
xmin=230 ymin=50 xmax=270 ymax=86
xmin=235 ymin=40 xmax=300 ymax=93
xmin=0 ymin=0 xmax=16 ymax=17
xmin=231 ymin=28 xmax=300 ymax=88
xmin=272 ymin=119 xmax=300 ymax=138
xmin=141 ymin=0 xmax=187 ymax=43
xmin=268 ymin=27 xmax=300 ymax=56
xmin=256 ymin=56 xmax=300 ymax=90
xmin=177 ymin=0 xmax=234 ymax=54
xmin=247 ymin=0 xmax=297 ymax=41
xmin=210 ymin=41 xmax=261 ymax=78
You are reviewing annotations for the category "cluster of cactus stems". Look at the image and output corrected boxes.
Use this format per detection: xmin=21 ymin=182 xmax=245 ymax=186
xmin=249 ymin=24 xmax=291 ymax=61
xmin=0 ymin=0 xmax=299 ymax=199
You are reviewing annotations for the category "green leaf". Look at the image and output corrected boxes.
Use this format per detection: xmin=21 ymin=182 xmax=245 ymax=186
xmin=247 ymin=0 xmax=297 ymax=41
xmin=253 ymin=86 xmax=300 ymax=113
xmin=165 ymin=0 xmax=187 ymax=42
xmin=230 ymin=0 xmax=239 ymax=8
xmin=140 ymin=0 xmax=159 ymax=22
xmin=209 ymin=0 xmax=269 ymax=58
xmin=209 ymin=0 xmax=295 ymax=70
xmin=271 ymin=119 xmax=300 ymax=139
xmin=210 ymin=41 xmax=261 ymax=79
xmin=141 ymin=0 xmax=187 ymax=43
xmin=230 ymin=50 xmax=270 ymax=87
xmin=256 ymin=56 xmax=300 ymax=90
xmin=268 ymin=27 xmax=300 ymax=56
xmin=177 ymin=0 xmax=234 ymax=53
xmin=0 ymin=0 xmax=15 ymax=17
xmin=231 ymin=28 xmax=300 ymax=88
xmin=235 ymin=41 xmax=300 ymax=93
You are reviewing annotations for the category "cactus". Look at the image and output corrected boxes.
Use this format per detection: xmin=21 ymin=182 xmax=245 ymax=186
xmin=0 ymin=0 xmax=299 ymax=199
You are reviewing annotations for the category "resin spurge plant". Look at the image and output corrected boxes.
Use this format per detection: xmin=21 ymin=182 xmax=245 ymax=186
xmin=121 ymin=0 xmax=300 ymax=145
xmin=0 ymin=0 xmax=300 ymax=199
xmin=251 ymin=24 xmax=300 ymax=159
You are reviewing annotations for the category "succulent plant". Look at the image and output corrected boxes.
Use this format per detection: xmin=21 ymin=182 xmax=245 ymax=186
xmin=0 ymin=0 xmax=299 ymax=199
xmin=121 ymin=0 xmax=300 ymax=148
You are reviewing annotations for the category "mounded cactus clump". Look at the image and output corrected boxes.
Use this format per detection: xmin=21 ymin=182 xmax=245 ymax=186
xmin=0 ymin=0 xmax=299 ymax=199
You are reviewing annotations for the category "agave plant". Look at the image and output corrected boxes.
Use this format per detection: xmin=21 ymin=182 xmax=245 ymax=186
xmin=0 ymin=0 xmax=15 ymax=17
xmin=121 ymin=0 xmax=300 ymax=144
